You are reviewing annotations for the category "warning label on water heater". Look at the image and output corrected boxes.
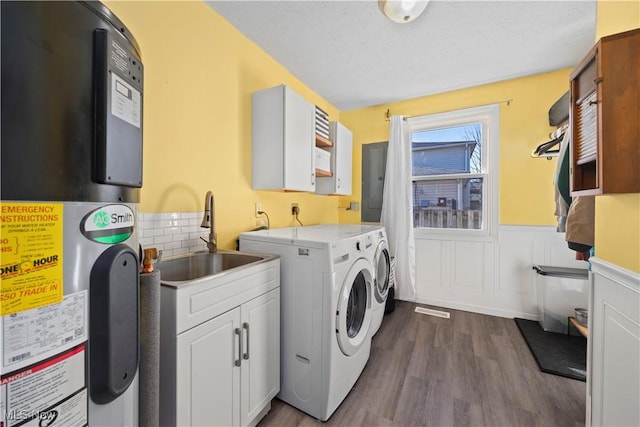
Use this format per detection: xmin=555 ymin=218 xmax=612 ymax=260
xmin=0 ymin=344 xmax=87 ymax=427
xmin=0 ymin=203 xmax=64 ymax=316
xmin=2 ymin=291 xmax=87 ymax=371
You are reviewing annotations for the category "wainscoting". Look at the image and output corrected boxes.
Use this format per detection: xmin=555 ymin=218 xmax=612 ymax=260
xmin=588 ymin=258 xmax=640 ymax=427
xmin=414 ymin=225 xmax=589 ymax=319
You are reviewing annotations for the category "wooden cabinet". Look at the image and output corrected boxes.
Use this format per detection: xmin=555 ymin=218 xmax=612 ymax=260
xmin=160 ymin=259 xmax=280 ymax=427
xmin=569 ymin=28 xmax=640 ymax=195
xmin=587 ymin=258 xmax=639 ymax=427
xmin=316 ymin=121 xmax=353 ymax=195
xmin=252 ymin=85 xmax=316 ymax=191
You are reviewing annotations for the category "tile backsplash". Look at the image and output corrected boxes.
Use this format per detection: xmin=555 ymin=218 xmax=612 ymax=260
xmin=138 ymin=212 xmax=208 ymax=258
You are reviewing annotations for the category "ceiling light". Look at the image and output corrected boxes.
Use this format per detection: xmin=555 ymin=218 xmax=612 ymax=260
xmin=378 ymin=0 xmax=429 ymax=24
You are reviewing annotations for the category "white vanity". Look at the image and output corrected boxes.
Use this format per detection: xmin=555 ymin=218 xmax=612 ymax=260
xmin=158 ymin=251 xmax=280 ymax=427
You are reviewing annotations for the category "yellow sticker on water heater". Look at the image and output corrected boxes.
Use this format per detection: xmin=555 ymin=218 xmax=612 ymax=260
xmin=0 ymin=203 xmax=64 ymax=315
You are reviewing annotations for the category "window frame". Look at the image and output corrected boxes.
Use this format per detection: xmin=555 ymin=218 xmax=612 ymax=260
xmin=407 ymin=104 xmax=499 ymax=240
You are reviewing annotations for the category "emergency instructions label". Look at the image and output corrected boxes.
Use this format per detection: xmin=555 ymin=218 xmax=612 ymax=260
xmin=0 ymin=344 xmax=87 ymax=427
xmin=0 ymin=203 xmax=63 ymax=315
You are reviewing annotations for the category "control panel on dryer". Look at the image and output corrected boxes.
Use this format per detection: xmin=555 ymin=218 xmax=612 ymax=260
xmin=354 ymin=234 xmax=373 ymax=252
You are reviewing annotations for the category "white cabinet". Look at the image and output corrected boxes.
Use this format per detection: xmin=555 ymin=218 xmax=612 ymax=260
xmin=160 ymin=258 xmax=280 ymax=427
xmin=240 ymin=290 xmax=280 ymax=425
xmin=316 ymin=121 xmax=353 ymax=196
xmin=587 ymin=258 xmax=639 ymax=427
xmin=252 ymin=85 xmax=316 ymax=191
xmin=176 ymin=307 xmax=240 ymax=426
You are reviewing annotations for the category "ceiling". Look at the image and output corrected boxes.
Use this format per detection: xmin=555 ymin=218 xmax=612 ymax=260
xmin=206 ymin=0 xmax=597 ymax=111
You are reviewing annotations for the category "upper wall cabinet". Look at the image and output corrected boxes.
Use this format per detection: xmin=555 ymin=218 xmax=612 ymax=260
xmin=316 ymin=121 xmax=353 ymax=196
xmin=252 ymin=85 xmax=315 ymax=192
xmin=569 ymin=28 xmax=640 ymax=196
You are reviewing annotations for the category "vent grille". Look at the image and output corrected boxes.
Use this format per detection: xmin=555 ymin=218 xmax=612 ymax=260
xmin=315 ymin=106 xmax=329 ymax=139
xmin=576 ymin=91 xmax=598 ymax=164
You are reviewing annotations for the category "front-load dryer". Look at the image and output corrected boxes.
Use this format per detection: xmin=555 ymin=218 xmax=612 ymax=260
xmin=239 ymin=225 xmax=374 ymax=421
xmin=370 ymin=227 xmax=390 ymax=336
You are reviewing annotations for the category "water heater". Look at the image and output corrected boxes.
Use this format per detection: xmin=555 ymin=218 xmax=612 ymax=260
xmin=1 ymin=2 xmax=144 ymax=425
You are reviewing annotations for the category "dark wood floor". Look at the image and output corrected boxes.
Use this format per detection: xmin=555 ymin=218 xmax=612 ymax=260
xmin=259 ymin=301 xmax=586 ymax=427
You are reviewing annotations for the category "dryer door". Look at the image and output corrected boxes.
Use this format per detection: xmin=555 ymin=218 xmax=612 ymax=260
xmin=336 ymin=258 xmax=373 ymax=356
xmin=373 ymin=240 xmax=390 ymax=304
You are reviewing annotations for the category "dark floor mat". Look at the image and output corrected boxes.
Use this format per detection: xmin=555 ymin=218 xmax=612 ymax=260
xmin=514 ymin=318 xmax=586 ymax=382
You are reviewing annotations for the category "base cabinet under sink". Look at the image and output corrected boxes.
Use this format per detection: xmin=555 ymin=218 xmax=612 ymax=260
xmin=159 ymin=258 xmax=280 ymax=427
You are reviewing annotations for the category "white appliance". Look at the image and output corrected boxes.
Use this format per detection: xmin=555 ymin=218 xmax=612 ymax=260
xmin=239 ymin=225 xmax=375 ymax=421
xmin=370 ymin=227 xmax=391 ymax=336
xmin=2 ymin=3 xmax=143 ymax=426
xmin=312 ymin=225 xmax=390 ymax=337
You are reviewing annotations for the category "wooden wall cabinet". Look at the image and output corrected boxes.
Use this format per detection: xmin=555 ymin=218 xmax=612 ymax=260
xmin=569 ymin=28 xmax=640 ymax=196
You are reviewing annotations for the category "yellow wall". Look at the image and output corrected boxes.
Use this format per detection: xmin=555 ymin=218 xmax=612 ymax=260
xmin=103 ymin=1 xmax=341 ymax=250
xmin=104 ymin=0 xmax=640 ymax=271
xmin=339 ymin=70 xmax=572 ymax=226
xmin=593 ymin=0 xmax=640 ymax=273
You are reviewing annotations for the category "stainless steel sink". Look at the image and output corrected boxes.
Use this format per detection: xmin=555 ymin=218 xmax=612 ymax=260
xmin=157 ymin=251 xmax=270 ymax=282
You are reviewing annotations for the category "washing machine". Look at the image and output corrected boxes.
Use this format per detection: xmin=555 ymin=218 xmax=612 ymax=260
xmin=239 ymin=225 xmax=374 ymax=421
xmin=317 ymin=225 xmax=390 ymax=337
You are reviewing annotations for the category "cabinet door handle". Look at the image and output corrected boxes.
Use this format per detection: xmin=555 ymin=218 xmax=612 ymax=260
xmin=234 ymin=327 xmax=242 ymax=367
xmin=242 ymin=322 xmax=250 ymax=360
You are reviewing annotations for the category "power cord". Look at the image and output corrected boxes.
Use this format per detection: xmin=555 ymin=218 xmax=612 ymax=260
xmin=293 ymin=208 xmax=303 ymax=226
xmin=257 ymin=210 xmax=270 ymax=229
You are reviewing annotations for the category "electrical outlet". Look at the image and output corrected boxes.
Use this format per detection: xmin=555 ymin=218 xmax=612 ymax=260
xmin=255 ymin=203 xmax=262 ymax=217
xmin=291 ymin=203 xmax=299 ymax=215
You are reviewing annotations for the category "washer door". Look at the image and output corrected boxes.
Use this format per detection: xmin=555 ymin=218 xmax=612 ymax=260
xmin=336 ymin=258 xmax=373 ymax=356
xmin=373 ymin=240 xmax=390 ymax=304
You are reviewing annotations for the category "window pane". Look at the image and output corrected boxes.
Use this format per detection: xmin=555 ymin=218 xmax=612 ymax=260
xmin=412 ymin=124 xmax=482 ymax=176
xmin=413 ymin=178 xmax=483 ymax=229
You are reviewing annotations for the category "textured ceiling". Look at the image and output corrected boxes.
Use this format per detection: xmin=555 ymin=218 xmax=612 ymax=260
xmin=207 ymin=0 xmax=596 ymax=111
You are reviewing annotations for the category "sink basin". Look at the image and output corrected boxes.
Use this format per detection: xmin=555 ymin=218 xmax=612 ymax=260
xmin=157 ymin=251 xmax=270 ymax=282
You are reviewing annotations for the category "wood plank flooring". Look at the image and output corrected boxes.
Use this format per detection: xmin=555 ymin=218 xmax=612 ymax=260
xmin=258 ymin=301 xmax=586 ymax=427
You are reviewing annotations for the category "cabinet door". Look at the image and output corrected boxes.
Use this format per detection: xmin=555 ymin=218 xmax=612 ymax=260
xmin=332 ymin=122 xmax=353 ymax=195
xmin=240 ymin=288 xmax=280 ymax=426
xmin=177 ymin=308 xmax=241 ymax=427
xmin=316 ymin=121 xmax=353 ymax=195
xmin=283 ymin=87 xmax=315 ymax=191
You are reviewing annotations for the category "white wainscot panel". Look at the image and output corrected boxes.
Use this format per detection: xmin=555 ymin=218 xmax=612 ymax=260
xmin=589 ymin=258 xmax=640 ymax=427
xmin=452 ymin=241 xmax=484 ymax=290
xmin=412 ymin=225 xmax=585 ymax=319
xmin=415 ymin=239 xmax=445 ymax=301
xmin=498 ymin=239 xmax=535 ymax=295
xmin=544 ymin=238 xmax=590 ymax=268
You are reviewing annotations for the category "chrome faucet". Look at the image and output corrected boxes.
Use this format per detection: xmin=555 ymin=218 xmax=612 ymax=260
xmin=200 ymin=191 xmax=217 ymax=253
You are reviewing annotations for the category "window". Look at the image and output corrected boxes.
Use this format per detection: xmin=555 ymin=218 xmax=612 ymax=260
xmin=408 ymin=105 xmax=498 ymax=235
